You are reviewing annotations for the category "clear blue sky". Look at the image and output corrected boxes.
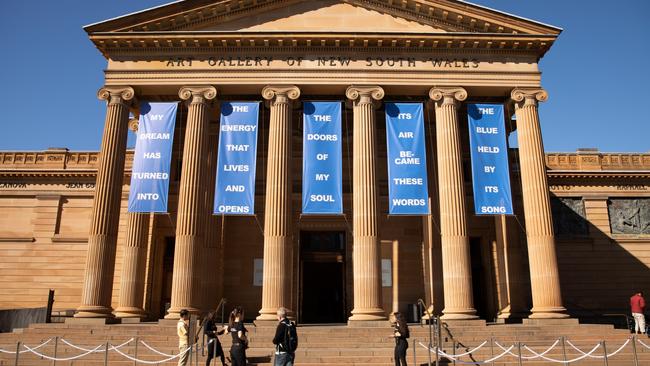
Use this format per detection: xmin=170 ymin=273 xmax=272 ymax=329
xmin=0 ymin=1 xmax=648 ymax=152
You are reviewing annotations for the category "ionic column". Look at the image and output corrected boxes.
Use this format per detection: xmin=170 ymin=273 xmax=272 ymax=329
xmin=166 ymin=86 xmax=217 ymax=319
xmin=75 ymin=86 xmax=134 ymax=318
xmin=429 ymin=87 xmax=477 ymax=320
xmin=257 ymin=85 xmax=300 ymax=321
xmin=346 ymin=85 xmax=386 ymax=322
xmin=511 ymin=88 xmax=568 ymax=319
xmin=114 ymin=212 xmax=150 ymax=319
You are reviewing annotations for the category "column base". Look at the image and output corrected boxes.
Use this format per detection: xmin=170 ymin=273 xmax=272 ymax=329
xmin=441 ymin=308 xmax=478 ymax=320
xmin=257 ymin=307 xmax=293 ymax=321
xmin=114 ymin=306 xmax=147 ymax=320
xmin=348 ymin=308 xmax=386 ymax=322
xmin=529 ymin=306 xmax=570 ymax=319
xmin=74 ymin=305 xmax=115 ymax=319
xmin=165 ymin=306 xmax=201 ymax=319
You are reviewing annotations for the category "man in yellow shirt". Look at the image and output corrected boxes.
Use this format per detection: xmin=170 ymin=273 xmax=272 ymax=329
xmin=177 ymin=309 xmax=190 ymax=366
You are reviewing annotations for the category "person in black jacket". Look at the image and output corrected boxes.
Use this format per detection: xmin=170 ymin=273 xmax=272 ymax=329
xmin=228 ymin=306 xmax=248 ymax=366
xmin=204 ymin=312 xmax=227 ymax=366
xmin=390 ymin=312 xmax=409 ymax=366
xmin=272 ymin=307 xmax=297 ymax=366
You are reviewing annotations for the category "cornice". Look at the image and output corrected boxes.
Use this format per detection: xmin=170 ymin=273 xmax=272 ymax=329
xmin=84 ymin=0 xmax=560 ymax=36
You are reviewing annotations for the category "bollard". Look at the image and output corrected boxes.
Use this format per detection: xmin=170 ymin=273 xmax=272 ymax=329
xmin=195 ymin=342 xmax=199 ymax=366
xmin=14 ymin=341 xmax=20 ymax=366
xmin=561 ymin=336 xmax=568 ymax=365
xmin=104 ymin=342 xmax=109 ymax=366
xmin=133 ymin=337 xmax=139 ymax=366
xmin=602 ymin=340 xmax=609 ymax=366
xmin=631 ymin=335 xmax=639 ymax=366
xmin=490 ymin=337 xmax=495 ymax=366
xmin=517 ymin=342 xmax=523 ymax=366
xmin=52 ymin=336 xmax=59 ymax=366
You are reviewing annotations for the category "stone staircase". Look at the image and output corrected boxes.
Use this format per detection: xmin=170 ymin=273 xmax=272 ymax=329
xmin=0 ymin=319 xmax=648 ymax=365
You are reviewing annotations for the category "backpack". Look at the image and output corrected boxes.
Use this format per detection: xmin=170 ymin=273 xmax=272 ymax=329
xmin=281 ymin=321 xmax=298 ymax=353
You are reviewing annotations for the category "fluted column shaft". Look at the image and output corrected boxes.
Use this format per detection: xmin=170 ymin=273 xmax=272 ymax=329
xmin=115 ymin=212 xmax=150 ymax=318
xmin=429 ymin=87 xmax=477 ymax=320
xmin=76 ymin=86 xmax=134 ymax=318
xmin=511 ymin=88 xmax=567 ymax=319
xmin=166 ymin=86 xmax=217 ymax=318
xmin=201 ymin=128 xmax=221 ymax=311
xmin=257 ymin=85 xmax=300 ymax=320
xmin=346 ymin=85 xmax=386 ymax=321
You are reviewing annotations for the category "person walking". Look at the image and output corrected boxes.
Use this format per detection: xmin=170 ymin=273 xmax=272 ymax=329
xmin=177 ymin=309 xmax=191 ymax=366
xmin=390 ymin=312 xmax=409 ymax=366
xmin=272 ymin=307 xmax=298 ymax=366
xmin=228 ymin=306 xmax=248 ymax=366
xmin=204 ymin=311 xmax=227 ymax=366
xmin=631 ymin=291 xmax=646 ymax=334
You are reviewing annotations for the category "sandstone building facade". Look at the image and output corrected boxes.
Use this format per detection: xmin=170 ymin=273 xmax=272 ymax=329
xmin=0 ymin=0 xmax=648 ymax=324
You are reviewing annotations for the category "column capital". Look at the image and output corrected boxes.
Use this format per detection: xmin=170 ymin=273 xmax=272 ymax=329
xmin=178 ymin=86 xmax=218 ymax=104
xmin=262 ymin=85 xmax=301 ymax=105
xmin=510 ymin=88 xmax=548 ymax=107
xmin=345 ymin=85 xmax=384 ymax=103
xmin=428 ymin=87 xmax=467 ymax=106
xmin=128 ymin=118 xmax=140 ymax=132
xmin=97 ymin=86 xmax=135 ymax=106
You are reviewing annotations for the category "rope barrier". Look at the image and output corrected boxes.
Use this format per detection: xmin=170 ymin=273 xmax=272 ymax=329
xmin=60 ymin=337 xmax=133 ymax=352
xmin=566 ymin=338 xmax=630 ymax=359
xmin=418 ymin=341 xmax=516 ymax=365
xmin=0 ymin=338 xmax=52 ymax=354
xmin=21 ymin=343 xmax=105 ymax=361
xmin=111 ymin=343 xmax=192 ymax=364
xmin=139 ymin=339 xmax=179 ymax=357
xmin=638 ymin=338 xmax=650 ymax=350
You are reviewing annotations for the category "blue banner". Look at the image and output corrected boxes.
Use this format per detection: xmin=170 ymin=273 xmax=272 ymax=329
xmin=467 ymin=103 xmax=514 ymax=215
xmin=385 ymin=103 xmax=430 ymax=215
xmin=213 ymin=102 xmax=260 ymax=215
xmin=128 ymin=102 xmax=178 ymax=213
xmin=302 ymin=102 xmax=343 ymax=214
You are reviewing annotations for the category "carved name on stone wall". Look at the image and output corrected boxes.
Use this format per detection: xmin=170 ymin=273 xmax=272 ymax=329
xmin=608 ymin=198 xmax=650 ymax=235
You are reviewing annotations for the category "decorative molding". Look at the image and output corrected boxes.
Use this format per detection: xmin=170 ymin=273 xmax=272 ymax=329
xmin=178 ymin=85 xmax=218 ymax=103
xmin=345 ymin=85 xmax=385 ymax=101
xmin=511 ymin=88 xmax=548 ymax=107
xmin=0 ymin=235 xmax=35 ymax=242
xmin=429 ymin=86 xmax=468 ymax=102
xmin=261 ymin=85 xmax=301 ymax=104
xmin=97 ymin=86 xmax=135 ymax=106
xmin=51 ymin=234 xmax=89 ymax=243
xmin=128 ymin=118 xmax=140 ymax=132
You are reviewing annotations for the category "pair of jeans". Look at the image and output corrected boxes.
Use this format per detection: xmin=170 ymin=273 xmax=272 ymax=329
xmin=394 ymin=338 xmax=408 ymax=366
xmin=274 ymin=352 xmax=295 ymax=366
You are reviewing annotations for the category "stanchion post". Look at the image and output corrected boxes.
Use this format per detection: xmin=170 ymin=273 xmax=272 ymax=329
xmin=413 ymin=338 xmax=417 ymax=366
xmin=435 ymin=315 xmax=441 ymax=366
xmin=134 ymin=337 xmax=139 ymax=366
xmin=602 ymin=341 xmax=609 ymax=366
xmin=52 ymin=336 xmax=59 ymax=366
xmin=14 ymin=341 xmax=21 ymax=366
xmin=517 ymin=342 xmax=523 ymax=366
xmin=452 ymin=340 xmax=456 ymax=366
xmin=490 ymin=337 xmax=495 ymax=366
xmin=104 ymin=342 xmax=109 ymax=366
xmin=631 ymin=335 xmax=639 ymax=366
xmin=561 ymin=336 xmax=568 ymax=365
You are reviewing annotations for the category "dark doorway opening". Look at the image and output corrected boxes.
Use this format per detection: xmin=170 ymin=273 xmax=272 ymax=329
xmin=158 ymin=237 xmax=175 ymax=319
xmin=299 ymin=231 xmax=346 ymax=324
xmin=470 ymin=237 xmax=493 ymax=321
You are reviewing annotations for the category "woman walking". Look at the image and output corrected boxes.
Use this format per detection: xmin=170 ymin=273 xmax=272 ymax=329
xmin=228 ymin=306 xmax=249 ymax=366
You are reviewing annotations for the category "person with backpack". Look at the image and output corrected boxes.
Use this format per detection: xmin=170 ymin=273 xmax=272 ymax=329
xmin=272 ymin=307 xmax=298 ymax=366
xmin=390 ymin=312 xmax=409 ymax=366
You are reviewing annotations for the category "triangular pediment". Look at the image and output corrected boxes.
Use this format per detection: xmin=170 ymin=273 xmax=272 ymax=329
xmin=85 ymin=0 xmax=561 ymax=36
xmin=196 ymin=1 xmax=448 ymax=33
